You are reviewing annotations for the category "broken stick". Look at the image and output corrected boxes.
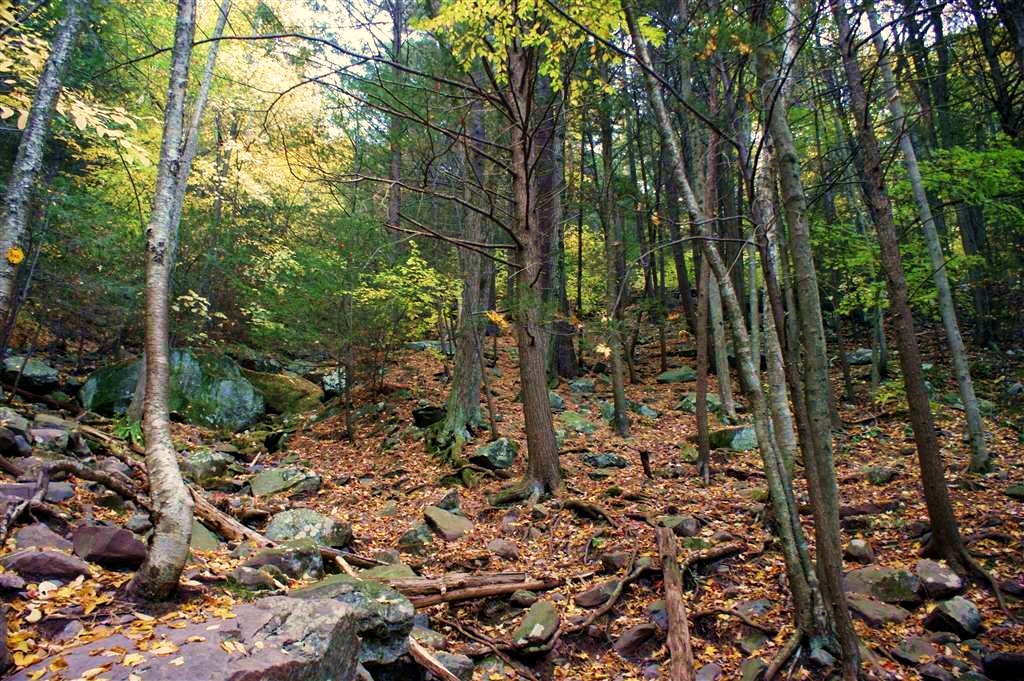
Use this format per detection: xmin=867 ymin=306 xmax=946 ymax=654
xmin=657 ymin=527 xmax=695 ymax=681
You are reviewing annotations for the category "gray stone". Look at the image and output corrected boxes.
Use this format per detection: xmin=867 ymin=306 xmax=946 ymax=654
xmin=695 ymin=663 xmax=723 ymax=681
xmin=411 ymin=625 xmax=447 ymax=649
xmin=125 ymin=513 xmax=152 ymax=534
xmin=660 ymin=514 xmax=700 ymax=537
xmin=612 ymin=623 xmax=658 ymax=657
xmin=511 ymin=590 xmax=537 ymax=607
xmin=72 ymin=525 xmax=147 ymax=569
xmin=677 ymin=392 xmax=722 ymax=414
xmin=560 ymin=410 xmax=597 ymax=434
xmin=190 ymin=520 xmax=221 ymax=552
xmin=241 ymin=369 xmax=323 ymax=414
xmin=3 ymin=356 xmax=59 ymax=393
xmin=740 ymin=657 xmax=767 ymax=681
xmin=574 ymin=579 xmax=619 ymax=608
xmin=657 ymin=367 xmax=697 ymax=383
xmin=846 ymin=348 xmax=873 ymax=366
xmin=844 ymin=539 xmax=875 ymax=564
xmin=647 ymin=599 xmax=668 ymax=631
xmin=864 ymin=465 xmax=896 ymax=485
xmin=434 ymin=651 xmax=474 ymax=681
xmin=487 ymin=538 xmax=519 ymax=560
xmin=265 ymin=508 xmax=352 ymax=548
xmin=1 ymin=549 xmax=91 ymax=581
xmin=918 ymin=664 xmax=955 ymax=681
xmin=437 ymin=488 xmax=461 ymax=512
xmin=916 ymin=559 xmax=964 ymax=599
xmin=322 ymin=367 xmax=347 ymax=398
xmin=397 ymin=523 xmax=433 ymax=555
xmin=182 ymin=449 xmax=238 ymax=488
xmin=600 ymin=551 xmax=630 ymax=574
xmin=230 ymin=566 xmax=281 ymax=590
xmin=470 ymin=438 xmax=518 ymax=470
xmin=847 ymin=594 xmax=910 ymax=626
xmin=243 ymin=539 xmax=324 ymax=580
xmin=291 ymin=574 xmax=416 ymax=665
xmin=569 ymin=378 xmax=596 ymax=394
xmin=844 ymin=565 xmax=922 ymax=604
xmin=250 ymin=466 xmax=321 ymax=497
xmin=512 ymin=600 xmax=559 ymax=646
xmin=360 ymin=563 xmax=416 ymax=580
xmin=0 ymin=407 xmax=30 ymax=434
xmin=984 ymin=652 xmax=1024 ymax=680
xmin=1003 ymin=484 xmax=1024 ymax=501
xmin=892 ymin=636 xmax=937 ymax=665
xmin=0 ymin=572 xmax=26 ymax=592
xmin=708 ymin=425 xmax=758 ymax=451
xmin=7 ymin=596 xmax=360 ymax=681
xmin=14 ymin=523 xmax=71 ymax=550
xmin=580 ymin=452 xmax=628 ymax=469
xmin=424 ymin=505 xmax=473 ymax=540
xmin=923 ymin=596 xmax=982 ymax=639
xmin=548 ymin=390 xmax=566 ymax=411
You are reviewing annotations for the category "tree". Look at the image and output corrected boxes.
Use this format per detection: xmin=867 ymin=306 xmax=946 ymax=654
xmin=0 ymin=0 xmax=86 ymax=330
xmin=128 ymin=0 xmax=199 ymax=601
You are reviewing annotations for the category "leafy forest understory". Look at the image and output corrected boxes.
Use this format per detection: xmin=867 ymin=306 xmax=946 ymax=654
xmin=0 ymin=0 xmax=1023 ymax=679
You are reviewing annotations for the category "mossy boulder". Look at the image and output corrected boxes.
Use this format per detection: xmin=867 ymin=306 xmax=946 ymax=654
xmin=249 ymin=466 xmax=321 ymax=497
xmin=657 ymin=367 xmax=697 ymax=383
xmin=560 ymin=410 xmax=597 ymax=434
xmin=708 ymin=425 xmax=757 ymax=451
xmin=3 ymin=356 xmax=60 ymax=393
xmin=677 ymin=392 xmax=722 ymax=414
xmin=182 ymin=449 xmax=240 ymax=488
xmin=469 ymin=438 xmax=518 ymax=470
xmin=79 ymin=349 xmax=264 ymax=431
xmin=265 ymin=508 xmax=352 ymax=548
xmin=241 ymin=369 xmax=323 ymax=414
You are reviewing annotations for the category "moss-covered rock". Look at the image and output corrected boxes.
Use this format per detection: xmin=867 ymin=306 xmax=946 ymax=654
xmin=241 ymin=369 xmax=323 ymax=414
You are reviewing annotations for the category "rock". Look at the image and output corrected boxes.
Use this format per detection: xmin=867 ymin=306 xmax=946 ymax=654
xmin=411 ymin=624 xmax=447 ymax=649
xmin=487 ymin=538 xmax=519 ymax=560
xmin=0 ymin=427 xmax=30 ymax=458
xmin=600 ymin=551 xmax=630 ymax=573
xmin=266 ymin=508 xmax=352 ymax=548
xmin=844 ymin=565 xmax=921 ymax=604
xmin=847 ymin=594 xmax=910 ymax=626
xmin=357 ymin=564 xmax=415 ymax=583
xmin=7 ymin=596 xmax=360 ymax=681
xmin=647 ymin=599 xmax=668 ymax=631
xmin=424 ymin=506 xmax=473 ymax=540
xmin=291 ymin=574 xmax=416 ymax=664
xmin=434 ymin=651 xmax=474 ymax=681
xmin=560 ymin=410 xmax=597 ymax=434
xmin=512 ymin=600 xmax=559 ymax=646
xmin=3 ymin=356 xmax=60 ymax=393
xmin=808 ymin=647 xmax=837 ymax=668
xmin=511 ymin=590 xmax=537 ymax=607
xmin=864 ymin=465 xmax=896 ymax=485
xmin=250 ymin=466 xmax=321 ymax=497
xmin=916 ymin=559 xmax=964 ymax=599
xmin=397 ymin=523 xmax=433 ymax=555
xmin=657 ymin=367 xmax=697 ymax=383
xmin=190 ymin=520 xmax=221 ymax=551
xmin=923 ymin=596 xmax=982 ymax=639
xmin=892 ymin=635 xmax=937 ymax=665
xmin=0 ymin=407 xmax=30 ymax=434
xmin=983 ymin=652 xmax=1024 ymax=680
xmin=243 ymin=539 xmax=325 ymax=580
xmin=72 ymin=525 xmax=147 ymax=569
xmin=548 ymin=390 xmax=566 ymax=411
xmin=80 ymin=349 xmax=264 ymax=431
xmin=660 ymin=514 xmax=700 ymax=537
xmin=241 ymin=369 xmax=323 ymax=414
xmin=404 ymin=339 xmax=450 ymax=353
xmin=612 ymin=623 xmax=658 ymax=657
xmin=321 ymin=367 xmax=347 ymax=398
xmin=126 ymin=513 xmax=152 ymax=534
xmin=470 ymin=438 xmax=518 ymax=470
xmin=436 ymin=488 xmax=461 ymax=513
xmin=845 ymin=348 xmax=873 ymax=366
xmin=412 ymin=405 xmax=446 ymax=428
xmin=580 ymin=452 xmax=628 ymax=469
xmin=231 ymin=565 xmax=283 ymax=590
xmin=30 ymin=427 xmax=69 ymax=451
xmin=0 ymin=572 xmax=26 ymax=593
xmin=14 ymin=523 xmax=71 ymax=550
xmin=0 ymin=549 xmax=91 ymax=581
xmin=1003 ymin=484 xmax=1024 ymax=501
xmin=677 ymin=392 xmax=722 ymax=414
xmin=574 ymin=579 xmax=619 ymax=608
xmin=740 ymin=657 xmax=767 ymax=681
xmin=708 ymin=425 xmax=758 ymax=451
xmin=0 ymin=481 xmax=72 ymax=504
xmin=182 ymin=449 xmax=238 ymax=488
xmin=918 ymin=664 xmax=955 ymax=681
xmin=844 ymin=539 xmax=875 ymax=563
xmin=695 ymin=663 xmax=723 ymax=681
xmin=569 ymin=378 xmax=596 ymax=394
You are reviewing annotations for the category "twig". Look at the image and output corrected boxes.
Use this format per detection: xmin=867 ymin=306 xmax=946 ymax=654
xmin=657 ymin=527 xmax=695 ymax=681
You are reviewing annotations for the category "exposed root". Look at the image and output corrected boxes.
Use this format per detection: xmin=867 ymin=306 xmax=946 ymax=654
xmin=560 ymin=498 xmax=620 ymax=527
xmin=764 ymin=631 xmax=802 ymax=681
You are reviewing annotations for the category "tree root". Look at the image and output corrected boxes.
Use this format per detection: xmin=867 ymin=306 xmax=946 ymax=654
xmin=436 ymin=615 xmax=540 ymax=681
xmin=559 ymin=498 xmax=620 ymax=527
xmin=691 ymin=607 xmax=778 ymax=635
xmin=764 ymin=631 xmax=802 ymax=681
xmin=961 ymin=548 xmax=1010 ymax=615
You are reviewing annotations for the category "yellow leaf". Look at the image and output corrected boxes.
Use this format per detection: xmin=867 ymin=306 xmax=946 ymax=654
xmin=80 ymin=664 xmax=112 ymax=679
xmin=149 ymin=641 xmax=179 ymax=656
xmin=122 ymin=653 xmax=145 ymax=666
xmin=25 ymin=608 xmax=42 ymax=623
xmin=6 ymin=246 xmax=24 ymax=266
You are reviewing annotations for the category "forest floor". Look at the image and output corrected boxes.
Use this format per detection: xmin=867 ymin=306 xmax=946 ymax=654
xmin=2 ymin=322 xmax=1023 ymax=680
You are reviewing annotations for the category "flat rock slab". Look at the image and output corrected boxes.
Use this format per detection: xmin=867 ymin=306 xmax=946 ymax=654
xmin=915 ymin=559 xmax=964 ymax=599
xmin=14 ymin=523 xmax=72 ymax=551
xmin=73 ymin=525 xmax=147 ymax=569
xmin=424 ymin=506 xmax=473 ymax=540
xmin=844 ymin=565 xmax=921 ymax=605
xmin=8 ymin=596 xmax=359 ymax=681
xmin=0 ymin=549 xmax=91 ymax=581
xmin=847 ymin=594 xmax=910 ymax=626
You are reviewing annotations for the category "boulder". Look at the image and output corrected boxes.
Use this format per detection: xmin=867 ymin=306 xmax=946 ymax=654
xmin=677 ymin=392 xmax=721 ymax=414
xmin=548 ymin=390 xmax=566 ymax=411
xmin=657 ymin=367 xmax=697 ymax=383
xmin=250 ymin=466 xmax=321 ymax=497
xmin=0 ymin=407 xmax=30 ymax=434
xmin=569 ymin=378 xmax=596 ymax=394
xmin=740 ymin=658 xmax=767 ymax=681
xmin=7 ymin=596 xmax=360 ymax=681
xmin=230 ymin=565 xmax=281 ymax=590
xmin=844 ymin=539 xmax=875 ymax=564
xmin=424 ymin=506 xmax=473 ymax=540
xmin=923 ymin=596 xmax=982 ymax=638
xmin=0 ymin=427 xmax=30 ymax=458
xmin=560 ymin=410 xmax=596 ymax=434
xmin=190 ymin=520 xmax=221 ymax=552
xmin=14 ymin=523 xmax=71 ymax=551
xmin=847 ymin=594 xmax=910 ymax=626
xmin=437 ymin=488 xmax=461 ymax=512
xmin=80 ymin=349 xmax=264 ymax=431
xmin=660 ymin=515 xmax=700 ymax=537
xmin=695 ymin=663 xmax=723 ymax=681
xmin=983 ymin=652 xmax=1024 ymax=680
xmin=864 ymin=466 xmax=896 ymax=485
xmin=72 ymin=525 xmax=147 ymax=569
xmin=580 ymin=452 xmax=628 ymax=469
xmin=486 ymin=538 xmax=519 ymax=560
xmin=182 ymin=449 xmax=238 ymax=488
xmin=612 ymin=623 xmax=658 ymax=657
xmin=0 ymin=549 xmax=91 ymax=581
xmin=2 ymin=356 xmax=59 ymax=393
xmin=708 ymin=425 xmax=758 ymax=451
xmin=412 ymin=406 xmax=446 ymax=428
xmin=265 ymin=508 xmax=352 ymax=548
xmin=243 ymin=539 xmax=324 ymax=580
xmin=241 ymin=369 xmax=324 ymax=414
xmin=397 ymin=523 xmax=433 ymax=555
xmin=470 ymin=438 xmax=518 ymax=470
xmin=322 ymin=367 xmax=347 ymax=398
xmin=915 ymin=559 xmax=964 ymax=599
xmin=512 ymin=600 xmax=559 ymax=646
xmin=434 ymin=651 xmax=474 ymax=681
xmin=844 ymin=565 xmax=921 ymax=604
xmin=845 ymin=348 xmax=873 ymax=366
xmin=360 ymin=563 xmax=416 ymax=580
xmin=892 ymin=636 xmax=937 ymax=665
xmin=600 ymin=551 xmax=631 ymax=574
xmin=0 ymin=481 xmax=73 ymax=504
xmin=291 ymin=574 xmax=416 ymax=665
xmin=574 ymin=579 xmax=619 ymax=608
xmin=1003 ymin=484 xmax=1024 ymax=501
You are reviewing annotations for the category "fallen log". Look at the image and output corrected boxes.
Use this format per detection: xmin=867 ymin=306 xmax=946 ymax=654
xmin=408 ymin=577 xmax=562 ymax=608
xmin=657 ymin=527 xmax=695 ymax=681
xmin=408 ymin=638 xmax=460 ymax=681
xmin=382 ymin=571 xmax=533 ymax=596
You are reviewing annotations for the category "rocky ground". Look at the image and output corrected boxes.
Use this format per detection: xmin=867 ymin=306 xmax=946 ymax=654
xmin=0 ymin=327 xmax=1021 ymax=681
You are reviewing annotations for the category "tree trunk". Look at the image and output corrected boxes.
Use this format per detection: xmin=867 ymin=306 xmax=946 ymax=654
xmin=695 ymin=261 xmax=711 ymax=484
xmin=386 ymin=0 xmax=404 ymax=242
xmin=128 ymin=0 xmax=199 ymax=601
xmin=868 ymin=5 xmax=989 ymax=472
xmin=830 ymin=0 xmax=969 ymax=572
xmin=0 ymin=0 xmax=85 ymax=324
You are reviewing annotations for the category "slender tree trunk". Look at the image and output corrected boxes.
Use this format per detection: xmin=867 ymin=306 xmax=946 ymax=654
xmin=695 ymin=261 xmax=711 ymax=484
xmin=868 ymin=6 xmax=989 ymax=472
xmin=0 ymin=0 xmax=85 ymax=325
xmin=128 ymin=0 xmax=198 ymax=601
xmin=831 ymin=0 xmax=969 ymax=572
xmin=386 ymin=0 xmax=404 ymax=243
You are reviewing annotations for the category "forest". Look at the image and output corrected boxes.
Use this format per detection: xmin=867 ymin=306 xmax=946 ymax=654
xmin=0 ymin=0 xmax=1022 ymax=679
